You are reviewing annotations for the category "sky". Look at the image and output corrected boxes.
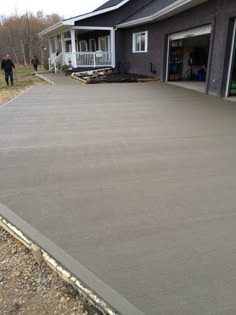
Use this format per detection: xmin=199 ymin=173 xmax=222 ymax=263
xmin=0 ymin=0 xmax=108 ymax=19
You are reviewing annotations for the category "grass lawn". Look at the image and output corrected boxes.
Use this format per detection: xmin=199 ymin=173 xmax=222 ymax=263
xmin=0 ymin=65 xmax=46 ymax=105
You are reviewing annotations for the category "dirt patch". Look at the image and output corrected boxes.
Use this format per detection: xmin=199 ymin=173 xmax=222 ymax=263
xmin=98 ymin=73 xmax=157 ymax=83
xmin=0 ymin=89 xmax=23 ymax=105
xmin=73 ymin=71 xmax=159 ymax=84
xmin=0 ymin=226 xmax=89 ymax=315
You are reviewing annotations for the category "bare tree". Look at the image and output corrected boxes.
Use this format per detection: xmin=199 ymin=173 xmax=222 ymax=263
xmin=0 ymin=12 xmax=61 ymax=65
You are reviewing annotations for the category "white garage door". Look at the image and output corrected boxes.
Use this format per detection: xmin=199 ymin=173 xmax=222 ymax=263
xmin=169 ymin=24 xmax=212 ymax=41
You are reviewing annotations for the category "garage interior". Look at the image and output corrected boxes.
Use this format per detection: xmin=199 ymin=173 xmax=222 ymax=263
xmin=168 ymin=33 xmax=211 ymax=93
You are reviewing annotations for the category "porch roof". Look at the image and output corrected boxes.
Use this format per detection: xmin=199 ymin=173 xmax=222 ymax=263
xmin=117 ymin=0 xmax=208 ymax=28
xmin=38 ymin=23 xmax=72 ymax=38
xmin=39 ymin=0 xmax=130 ymax=38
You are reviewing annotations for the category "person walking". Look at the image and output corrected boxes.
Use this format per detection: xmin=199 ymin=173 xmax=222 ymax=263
xmin=1 ymin=54 xmax=15 ymax=86
xmin=31 ymin=55 xmax=40 ymax=72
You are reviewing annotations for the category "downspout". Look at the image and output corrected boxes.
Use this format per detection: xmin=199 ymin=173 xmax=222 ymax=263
xmin=205 ymin=15 xmax=216 ymax=95
xmin=112 ymin=27 xmax=117 ymax=69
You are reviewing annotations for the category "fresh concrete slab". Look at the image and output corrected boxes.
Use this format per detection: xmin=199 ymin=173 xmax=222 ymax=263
xmin=168 ymin=80 xmax=206 ymax=93
xmin=1 ymin=81 xmax=236 ymax=315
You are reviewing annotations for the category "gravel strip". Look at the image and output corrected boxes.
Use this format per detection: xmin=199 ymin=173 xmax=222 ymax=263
xmin=0 ymin=226 xmax=92 ymax=315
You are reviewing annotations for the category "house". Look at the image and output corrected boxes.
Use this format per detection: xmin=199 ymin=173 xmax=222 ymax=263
xmin=38 ymin=0 xmax=153 ymax=72
xmin=40 ymin=0 xmax=236 ymax=98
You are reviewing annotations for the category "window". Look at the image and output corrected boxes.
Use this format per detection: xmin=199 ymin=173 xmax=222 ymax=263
xmin=89 ymin=38 xmax=97 ymax=52
xmin=132 ymin=31 xmax=148 ymax=53
xmin=79 ymin=40 xmax=88 ymax=52
xmin=98 ymin=36 xmax=110 ymax=52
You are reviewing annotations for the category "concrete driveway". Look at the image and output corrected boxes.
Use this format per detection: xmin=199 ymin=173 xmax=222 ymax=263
xmin=1 ymin=81 xmax=236 ymax=315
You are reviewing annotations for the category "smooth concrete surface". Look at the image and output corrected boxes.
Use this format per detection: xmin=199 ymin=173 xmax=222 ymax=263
xmin=227 ymin=96 xmax=236 ymax=102
xmin=1 ymin=81 xmax=236 ymax=315
xmin=168 ymin=81 xmax=206 ymax=94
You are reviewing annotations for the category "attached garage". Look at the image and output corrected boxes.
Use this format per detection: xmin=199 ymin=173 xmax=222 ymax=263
xmin=118 ymin=0 xmax=236 ymax=97
xmin=166 ymin=25 xmax=212 ymax=93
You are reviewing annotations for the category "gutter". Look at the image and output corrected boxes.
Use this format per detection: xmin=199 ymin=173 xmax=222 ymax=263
xmin=38 ymin=21 xmax=65 ymax=38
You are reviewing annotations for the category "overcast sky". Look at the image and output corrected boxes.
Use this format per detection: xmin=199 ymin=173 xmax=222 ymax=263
xmin=1 ymin=0 xmax=108 ymax=18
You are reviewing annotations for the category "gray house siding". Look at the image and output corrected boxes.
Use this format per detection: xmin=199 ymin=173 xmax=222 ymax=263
xmin=208 ymin=0 xmax=236 ymax=96
xmin=119 ymin=0 xmax=236 ymax=97
xmin=74 ymin=0 xmax=153 ymax=72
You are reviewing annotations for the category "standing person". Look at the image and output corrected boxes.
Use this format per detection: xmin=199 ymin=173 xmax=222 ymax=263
xmin=31 ymin=55 xmax=40 ymax=72
xmin=1 ymin=54 xmax=15 ymax=86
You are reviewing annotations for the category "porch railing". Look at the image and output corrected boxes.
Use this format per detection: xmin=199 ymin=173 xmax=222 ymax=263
xmin=76 ymin=51 xmax=112 ymax=67
xmin=48 ymin=53 xmax=56 ymax=71
xmin=54 ymin=52 xmax=63 ymax=72
xmin=48 ymin=52 xmax=63 ymax=72
xmin=48 ymin=51 xmax=112 ymax=71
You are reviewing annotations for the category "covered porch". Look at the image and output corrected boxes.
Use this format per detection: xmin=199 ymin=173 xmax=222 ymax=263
xmin=47 ymin=26 xmax=115 ymax=72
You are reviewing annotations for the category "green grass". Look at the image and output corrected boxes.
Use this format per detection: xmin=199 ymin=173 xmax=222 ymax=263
xmin=0 ymin=65 xmax=46 ymax=105
xmin=0 ymin=66 xmax=44 ymax=89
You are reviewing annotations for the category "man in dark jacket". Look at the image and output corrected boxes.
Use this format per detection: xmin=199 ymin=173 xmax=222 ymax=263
xmin=31 ymin=55 xmax=40 ymax=72
xmin=1 ymin=54 xmax=15 ymax=86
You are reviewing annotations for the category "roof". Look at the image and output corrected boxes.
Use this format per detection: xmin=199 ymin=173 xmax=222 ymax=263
xmin=120 ymin=0 xmax=177 ymax=22
xmin=93 ymin=0 xmax=127 ymax=12
xmin=118 ymin=0 xmax=208 ymax=28
xmin=62 ymin=0 xmax=130 ymax=24
xmin=39 ymin=0 xmax=130 ymax=38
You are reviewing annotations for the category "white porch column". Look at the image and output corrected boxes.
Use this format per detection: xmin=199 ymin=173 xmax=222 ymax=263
xmin=61 ymin=33 xmax=66 ymax=63
xmin=70 ymin=29 xmax=77 ymax=67
xmin=54 ymin=36 xmax=59 ymax=51
xmin=110 ymin=29 xmax=116 ymax=68
xmin=48 ymin=38 xmax=53 ymax=56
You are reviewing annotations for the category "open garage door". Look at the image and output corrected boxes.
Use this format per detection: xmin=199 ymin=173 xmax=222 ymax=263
xmin=166 ymin=25 xmax=212 ymax=93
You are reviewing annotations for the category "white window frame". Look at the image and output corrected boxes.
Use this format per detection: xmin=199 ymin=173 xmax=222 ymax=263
xmin=89 ymin=38 xmax=97 ymax=52
xmin=79 ymin=40 xmax=88 ymax=52
xmin=98 ymin=36 xmax=111 ymax=52
xmin=132 ymin=31 xmax=148 ymax=53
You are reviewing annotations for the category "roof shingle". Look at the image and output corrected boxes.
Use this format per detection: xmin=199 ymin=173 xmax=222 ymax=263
xmin=120 ymin=0 xmax=177 ymax=24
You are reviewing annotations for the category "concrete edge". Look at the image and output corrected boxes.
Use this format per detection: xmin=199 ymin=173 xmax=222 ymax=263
xmin=0 ymin=202 xmax=145 ymax=315
xmin=0 ymin=86 xmax=33 ymax=109
xmin=224 ymin=97 xmax=236 ymax=102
